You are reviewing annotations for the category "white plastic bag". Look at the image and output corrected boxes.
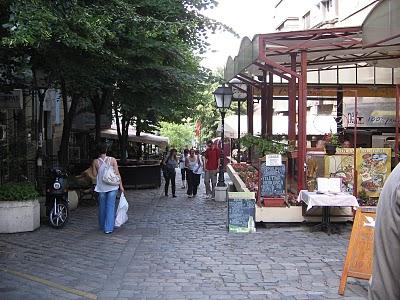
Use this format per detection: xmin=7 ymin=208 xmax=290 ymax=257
xmin=115 ymin=192 xmax=129 ymax=227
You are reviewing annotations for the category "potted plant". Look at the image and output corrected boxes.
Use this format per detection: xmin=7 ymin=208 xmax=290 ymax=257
xmin=0 ymin=182 xmax=40 ymax=233
xmin=324 ymin=131 xmax=340 ymax=155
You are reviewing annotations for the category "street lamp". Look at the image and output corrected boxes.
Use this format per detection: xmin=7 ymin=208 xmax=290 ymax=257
xmin=213 ymin=84 xmax=233 ymax=187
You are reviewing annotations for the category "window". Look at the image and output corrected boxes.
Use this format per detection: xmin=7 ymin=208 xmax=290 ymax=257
xmin=303 ymin=11 xmax=310 ymax=29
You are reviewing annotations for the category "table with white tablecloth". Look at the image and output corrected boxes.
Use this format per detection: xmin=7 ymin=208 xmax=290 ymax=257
xmin=297 ymin=190 xmax=359 ymax=234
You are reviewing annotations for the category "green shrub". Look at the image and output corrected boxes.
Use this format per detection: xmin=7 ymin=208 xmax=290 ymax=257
xmin=0 ymin=182 xmax=39 ymax=201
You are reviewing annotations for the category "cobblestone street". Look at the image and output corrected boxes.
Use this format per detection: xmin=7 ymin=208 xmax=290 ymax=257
xmin=0 ymin=178 xmax=368 ymax=300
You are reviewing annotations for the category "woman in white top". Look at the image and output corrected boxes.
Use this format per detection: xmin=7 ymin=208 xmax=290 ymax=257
xmin=185 ymin=148 xmax=202 ymax=197
xmin=91 ymin=143 xmax=124 ymax=234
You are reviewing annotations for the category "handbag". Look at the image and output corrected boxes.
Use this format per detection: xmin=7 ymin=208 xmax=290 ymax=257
xmin=115 ymin=192 xmax=128 ymax=227
xmin=101 ymin=157 xmax=121 ymax=186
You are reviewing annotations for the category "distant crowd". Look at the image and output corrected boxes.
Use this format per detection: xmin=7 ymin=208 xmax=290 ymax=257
xmin=162 ymin=140 xmax=220 ymax=199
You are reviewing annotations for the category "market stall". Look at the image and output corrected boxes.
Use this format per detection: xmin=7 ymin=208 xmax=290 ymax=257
xmin=100 ymin=128 xmax=169 ymax=189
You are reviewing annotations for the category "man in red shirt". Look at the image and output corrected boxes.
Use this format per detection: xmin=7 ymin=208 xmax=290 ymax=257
xmin=204 ymin=140 xmax=219 ymax=199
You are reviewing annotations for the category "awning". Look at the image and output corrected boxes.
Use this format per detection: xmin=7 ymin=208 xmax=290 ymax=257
xmin=224 ymin=26 xmax=400 ymax=82
xmin=362 ymin=0 xmax=400 ymax=68
xmin=100 ymin=128 xmax=169 ymax=148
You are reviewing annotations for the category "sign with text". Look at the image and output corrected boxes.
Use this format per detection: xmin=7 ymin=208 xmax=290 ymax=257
xmin=339 ymin=207 xmax=376 ymax=295
xmin=228 ymin=192 xmax=256 ymax=233
xmin=343 ymin=97 xmax=398 ymax=128
xmin=265 ymin=154 xmax=282 ymax=166
xmin=260 ymin=164 xmax=286 ymax=197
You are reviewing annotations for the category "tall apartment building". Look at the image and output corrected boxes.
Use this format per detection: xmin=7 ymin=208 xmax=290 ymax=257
xmin=274 ymin=0 xmax=378 ymax=31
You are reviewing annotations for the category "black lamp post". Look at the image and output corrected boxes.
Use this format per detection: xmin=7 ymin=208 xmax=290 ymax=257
xmin=213 ymin=85 xmax=233 ymax=187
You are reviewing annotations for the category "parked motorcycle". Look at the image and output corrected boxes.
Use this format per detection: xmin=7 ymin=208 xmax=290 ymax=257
xmin=45 ymin=168 xmax=69 ymax=228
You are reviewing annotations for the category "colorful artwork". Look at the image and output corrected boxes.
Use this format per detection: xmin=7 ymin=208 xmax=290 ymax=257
xmin=356 ymin=148 xmax=391 ymax=197
xmin=324 ymin=148 xmax=355 ymax=194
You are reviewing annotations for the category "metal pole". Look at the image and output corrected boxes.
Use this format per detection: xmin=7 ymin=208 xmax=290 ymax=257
xmin=237 ymin=100 xmax=241 ymax=163
xmin=396 ymin=85 xmax=400 ymax=166
xmin=218 ymin=111 xmax=226 ymax=187
xmin=353 ymin=91 xmax=358 ymax=197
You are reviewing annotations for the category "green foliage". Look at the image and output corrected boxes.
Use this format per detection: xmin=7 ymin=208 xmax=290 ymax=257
xmin=241 ymin=134 xmax=287 ymax=155
xmin=0 ymin=182 xmax=39 ymax=201
xmin=0 ymin=0 xmax=235 ymax=163
xmin=159 ymin=121 xmax=193 ymax=150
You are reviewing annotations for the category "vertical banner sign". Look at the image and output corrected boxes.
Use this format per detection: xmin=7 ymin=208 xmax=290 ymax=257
xmin=228 ymin=192 xmax=256 ymax=233
xmin=338 ymin=207 xmax=376 ymax=295
xmin=356 ymin=148 xmax=391 ymax=197
xmin=324 ymin=148 xmax=355 ymax=194
xmin=260 ymin=164 xmax=286 ymax=197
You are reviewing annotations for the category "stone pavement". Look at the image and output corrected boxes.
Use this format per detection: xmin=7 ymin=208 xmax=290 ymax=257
xmin=0 ymin=175 xmax=368 ymax=299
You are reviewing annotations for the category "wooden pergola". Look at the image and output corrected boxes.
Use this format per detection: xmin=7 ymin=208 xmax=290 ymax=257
xmin=224 ymin=2 xmax=400 ymax=192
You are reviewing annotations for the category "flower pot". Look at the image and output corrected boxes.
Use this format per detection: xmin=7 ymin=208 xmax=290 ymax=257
xmin=325 ymin=144 xmax=337 ymax=155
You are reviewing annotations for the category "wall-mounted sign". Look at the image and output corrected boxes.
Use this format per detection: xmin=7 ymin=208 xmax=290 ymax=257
xmin=0 ymin=89 xmax=23 ymax=109
xmin=343 ymin=97 xmax=397 ymax=128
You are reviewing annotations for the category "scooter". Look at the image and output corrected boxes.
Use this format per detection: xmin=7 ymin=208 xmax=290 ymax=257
xmin=45 ymin=168 xmax=69 ymax=228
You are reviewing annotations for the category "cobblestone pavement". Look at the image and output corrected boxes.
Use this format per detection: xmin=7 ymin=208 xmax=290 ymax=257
xmin=0 ymin=176 xmax=368 ymax=299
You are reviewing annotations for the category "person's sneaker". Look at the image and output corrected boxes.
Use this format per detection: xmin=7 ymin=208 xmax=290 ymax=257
xmin=188 ymin=194 xmax=192 ymax=198
xmin=172 ymin=195 xmax=177 ymax=198
xmin=105 ymin=231 xmax=112 ymax=234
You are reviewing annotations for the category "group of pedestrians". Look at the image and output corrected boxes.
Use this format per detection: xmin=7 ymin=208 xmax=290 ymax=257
xmin=162 ymin=140 xmax=220 ymax=200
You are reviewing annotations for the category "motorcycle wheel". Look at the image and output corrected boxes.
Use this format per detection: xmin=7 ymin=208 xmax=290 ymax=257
xmin=49 ymin=200 xmax=69 ymax=228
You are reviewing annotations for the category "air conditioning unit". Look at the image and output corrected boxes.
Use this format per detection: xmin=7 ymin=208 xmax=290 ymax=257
xmin=0 ymin=125 xmax=6 ymax=141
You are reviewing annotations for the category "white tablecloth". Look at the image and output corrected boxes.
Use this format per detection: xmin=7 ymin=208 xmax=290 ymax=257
xmin=297 ymin=190 xmax=359 ymax=211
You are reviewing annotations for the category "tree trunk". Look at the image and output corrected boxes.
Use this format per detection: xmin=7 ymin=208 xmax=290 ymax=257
xmin=90 ymin=89 xmax=108 ymax=145
xmin=58 ymin=78 xmax=79 ymax=167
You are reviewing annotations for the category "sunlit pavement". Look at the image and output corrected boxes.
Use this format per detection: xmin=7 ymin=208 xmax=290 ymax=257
xmin=0 ymin=175 xmax=368 ymax=299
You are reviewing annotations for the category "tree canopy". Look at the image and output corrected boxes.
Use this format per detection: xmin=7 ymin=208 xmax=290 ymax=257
xmin=0 ymin=0 xmax=232 ymax=163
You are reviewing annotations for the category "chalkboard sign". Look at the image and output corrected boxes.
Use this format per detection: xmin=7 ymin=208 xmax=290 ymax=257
xmin=228 ymin=192 xmax=256 ymax=233
xmin=260 ymin=164 xmax=286 ymax=197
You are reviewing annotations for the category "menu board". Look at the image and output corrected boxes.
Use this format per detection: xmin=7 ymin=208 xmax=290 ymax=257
xmin=260 ymin=164 xmax=286 ymax=197
xmin=357 ymin=148 xmax=391 ymax=197
xmin=324 ymin=148 xmax=391 ymax=197
xmin=228 ymin=192 xmax=256 ymax=233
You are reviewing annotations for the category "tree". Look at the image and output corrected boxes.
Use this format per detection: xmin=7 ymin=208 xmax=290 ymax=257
xmin=159 ymin=121 xmax=193 ymax=150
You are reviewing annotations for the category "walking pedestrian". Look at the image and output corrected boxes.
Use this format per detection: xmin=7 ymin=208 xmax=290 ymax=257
xmin=92 ymin=142 xmax=124 ymax=234
xmin=179 ymin=148 xmax=189 ymax=188
xmin=186 ymin=149 xmax=200 ymax=198
xmin=204 ymin=140 xmax=219 ymax=199
xmin=369 ymin=163 xmax=400 ymax=300
xmin=193 ymin=149 xmax=204 ymax=195
xmin=162 ymin=148 xmax=178 ymax=198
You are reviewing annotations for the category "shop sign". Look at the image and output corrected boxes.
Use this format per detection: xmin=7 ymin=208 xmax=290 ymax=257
xmin=0 ymin=89 xmax=23 ymax=109
xmin=343 ymin=97 xmax=397 ymax=128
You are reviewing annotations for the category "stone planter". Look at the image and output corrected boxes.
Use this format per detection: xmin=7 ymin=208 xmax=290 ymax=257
xmin=226 ymin=164 xmax=251 ymax=193
xmin=255 ymin=206 xmax=304 ymax=222
xmin=0 ymin=200 xmax=40 ymax=233
xmin=227 ymin=164 xmax=304 ymax=223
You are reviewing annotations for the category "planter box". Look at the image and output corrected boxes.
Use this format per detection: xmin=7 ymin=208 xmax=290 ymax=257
xmin=263 ymin=197 xmax=286 ymax=207
xmin=255 ymin=206 xmax=304 ymax=222
xmin=227 ymin=164 xmax=250 ymax=193
xmin=0 ymin=200 xmax=40 ymax=233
